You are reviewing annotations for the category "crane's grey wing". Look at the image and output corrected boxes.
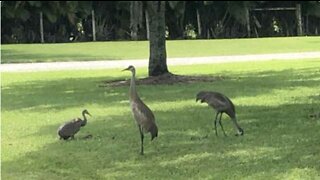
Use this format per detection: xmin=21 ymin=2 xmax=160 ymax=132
xmin=224 ymin=96 xmax=235 ymax=113
xmin=211 ymin=92 xmax=236 ymax=115
xmin=201 ymin=92 xmax=225 ymax=106
xmin=58 ymin=118 xmax=82 ymax=136
xmin=131 ymin=98 xmax=156 ymax=132
xmin=201 ymin=92 xmax=234 ymax=111
xmin=132 ymin=98 xmax=155 ymax=121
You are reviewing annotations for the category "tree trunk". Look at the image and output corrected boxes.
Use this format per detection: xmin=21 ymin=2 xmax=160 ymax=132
xmin=245 ymin=8 xmax=251 ymax=38
xmin=166 ymin=16 xmax=183 ymax=39
xmin=196 ymin=9 xmax=202 ymax=38
xmin=40 ymin=11 xmax=44 ymax=43
xmin=130 ymin=1 xmax=143 ymax=40
xmin=296 ymin=4 xmax=303 ymax=36
xmin=145 ymin=10 xmax=150 ymax=40
xmin=305 ymin=15 xmax=309 ymax=35
xmin=92 ymin=10 xmax=96 ymax=41
xmin=147 ymin=1 xmax=169 ymax=76
xmin=166 ymin=1 xmax=185 ymax=39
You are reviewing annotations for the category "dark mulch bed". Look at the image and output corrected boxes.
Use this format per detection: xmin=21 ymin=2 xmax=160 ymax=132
xmin=100 ymin=73 xmax=224 ymax=87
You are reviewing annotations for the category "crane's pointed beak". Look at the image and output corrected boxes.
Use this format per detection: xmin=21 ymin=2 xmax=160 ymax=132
xmin=122 ymin=67 xmax=129 ymax=71
xmin=87 ymin=112 xmax=92 ymax=117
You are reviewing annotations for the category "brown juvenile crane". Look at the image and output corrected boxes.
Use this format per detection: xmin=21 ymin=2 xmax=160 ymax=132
xmin=123 ymin=65 xmax=158 ymax=155
xmin=57 ymin=109 xmax=91 ymax=140
xmin=196 ymin=91 xmax=244 ymax=136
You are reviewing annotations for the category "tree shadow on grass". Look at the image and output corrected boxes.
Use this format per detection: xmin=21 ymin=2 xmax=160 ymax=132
xmin=2 ymin=101 xmax=320 ymax=179
xmin=101 ymin=73 xmax=225 ymax=86
xmin=2 ymin=66 xmax=320 ymax=178
xmin=2 ymin=66 xmax=319 ymax=112
xmin=1 ymin=76 xmax=129 ymax=111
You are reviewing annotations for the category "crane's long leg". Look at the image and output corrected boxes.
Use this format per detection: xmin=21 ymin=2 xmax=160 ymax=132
xmin=214 ymin=112 xmax=219 ymax=136
xmin=138 ymin=125 xmax=144 ymax=155
xmin=218 ymin=113 xmax=227 ymax=137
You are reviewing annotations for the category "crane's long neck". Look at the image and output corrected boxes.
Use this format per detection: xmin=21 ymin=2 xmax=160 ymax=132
xmin=130 ymin=70 xmax=139 ymax=101
xmin=81 ymin=112 xmax=87 ymax=126
xmin=231 ymin=117 xmax=241 ymax=132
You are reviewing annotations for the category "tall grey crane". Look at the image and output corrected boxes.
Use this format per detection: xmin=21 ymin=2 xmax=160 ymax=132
xmin=58 ymin=109 xmax=91 ymax=140
xmin=123 ymin=65 xmax=158 ymax=155
xmin=196 ymin=91 xmax=244 ymax=136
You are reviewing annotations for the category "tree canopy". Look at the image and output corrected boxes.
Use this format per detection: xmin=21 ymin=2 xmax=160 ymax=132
xmin=2 ymin=1 xmax=320 ymax=44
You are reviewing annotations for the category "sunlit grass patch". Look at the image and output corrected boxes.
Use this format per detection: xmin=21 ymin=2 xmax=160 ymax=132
xmin=2 ymin=36 xmax=320 ymax=63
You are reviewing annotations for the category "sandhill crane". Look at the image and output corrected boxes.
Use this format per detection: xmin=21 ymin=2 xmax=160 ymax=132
xmin=196 ymin=91 xmax=244 ymax=136
xmin=58 ymin=109 xmax=91 ymax=140
xmin=123 ymin=65 xmax=158 ymax=155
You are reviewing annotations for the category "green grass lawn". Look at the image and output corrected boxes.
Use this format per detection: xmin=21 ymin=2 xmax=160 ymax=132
xmin=2 ymin=36 xmax=320 ymax=63
xmin=2 ymin=59 xmax=320 ymax=179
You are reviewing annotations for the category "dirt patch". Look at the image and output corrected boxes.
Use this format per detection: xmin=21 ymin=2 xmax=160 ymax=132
xmin=100 ymin=73 xmax=224 ymax=87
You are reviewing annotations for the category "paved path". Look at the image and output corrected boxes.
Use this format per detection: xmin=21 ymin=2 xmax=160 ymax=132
xmin=1 ymin=52 xmax=320 ymax=72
